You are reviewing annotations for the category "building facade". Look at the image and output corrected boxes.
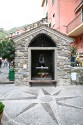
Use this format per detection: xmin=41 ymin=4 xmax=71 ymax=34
xmin=14 ymin=25 xmax=73 ymax=86
xmin=42 ymin=0 xmax=83 ymax=53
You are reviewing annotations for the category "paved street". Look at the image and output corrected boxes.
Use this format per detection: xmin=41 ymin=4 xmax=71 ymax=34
xmin=0 ymin=84 xmax=83 ymax=125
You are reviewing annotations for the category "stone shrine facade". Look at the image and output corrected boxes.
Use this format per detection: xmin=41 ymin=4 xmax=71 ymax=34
xmin=14 ymin=25 xmax=73 ymax=86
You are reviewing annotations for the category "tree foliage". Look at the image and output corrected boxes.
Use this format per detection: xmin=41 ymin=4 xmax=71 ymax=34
xmin=0 ymin=39 xmax=15 ymax=61
xmin=0 ymin=28 xmax=8 ymax=39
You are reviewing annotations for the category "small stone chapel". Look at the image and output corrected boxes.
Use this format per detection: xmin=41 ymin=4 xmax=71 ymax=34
xmin=14 ymin=25 xmax=73 ymax=86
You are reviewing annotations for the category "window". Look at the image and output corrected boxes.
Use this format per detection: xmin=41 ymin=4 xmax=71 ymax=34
xmin=17 ymin=32 xmax=19 ymax=35
xmin=53 ymin=13 xmax=55 ymax=17
xmin=46 ymin=0 xmax=48 ymax=5
xmin=49 ymin=23 xmax=51 ymax=27
xmin=46 ymin=12 xmax=48 ymax=19
xmin=52 ymin=0 xmax=55 ymax=6
xmin=82 ymin=8 xmax=83 ymax=21
xmin=52 ymin=24 xmax=55 ymax=28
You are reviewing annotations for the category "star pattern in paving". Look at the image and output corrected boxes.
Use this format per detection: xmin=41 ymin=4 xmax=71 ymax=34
xmin=0 ymin=88 xmax=82 ymax=125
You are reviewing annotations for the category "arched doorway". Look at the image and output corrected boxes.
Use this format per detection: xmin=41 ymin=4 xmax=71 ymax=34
xmin=28 ymin=33 xmax=57 ymax=83
xmin=28 ymin=33 xmax=56 ymax=47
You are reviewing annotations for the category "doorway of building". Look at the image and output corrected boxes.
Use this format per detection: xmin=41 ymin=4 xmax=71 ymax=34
xmin=31 ymin=50 xmax=55 ymax=80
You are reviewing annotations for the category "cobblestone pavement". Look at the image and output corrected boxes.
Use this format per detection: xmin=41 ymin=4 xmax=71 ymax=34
xmin=0 ymin=84 xmax=83 ymax=125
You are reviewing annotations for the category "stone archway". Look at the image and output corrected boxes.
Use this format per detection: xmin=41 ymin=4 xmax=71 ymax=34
xmin=28 ymin=33 xmax=57 ymax=84
xmin=28 ymin=33 xmax=56 ymax=47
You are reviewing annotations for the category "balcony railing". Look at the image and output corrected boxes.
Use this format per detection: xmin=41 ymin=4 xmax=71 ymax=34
xmin=67 ymin=12 xmax=83 ymax=34
xmin=75 ymin=1 xmax=83 ymax=13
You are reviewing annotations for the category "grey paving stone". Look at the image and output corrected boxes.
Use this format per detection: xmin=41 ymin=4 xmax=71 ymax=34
xmin=0 ymin=84 xmax=83 ymax=125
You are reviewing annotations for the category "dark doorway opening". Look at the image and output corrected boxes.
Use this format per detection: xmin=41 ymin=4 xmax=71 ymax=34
xmin=31 ymin=50 xmax=55 ymax=80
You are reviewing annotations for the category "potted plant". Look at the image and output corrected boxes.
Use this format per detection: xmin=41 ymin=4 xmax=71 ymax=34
xmin=0 ymin=102 xmax=5 ymax=123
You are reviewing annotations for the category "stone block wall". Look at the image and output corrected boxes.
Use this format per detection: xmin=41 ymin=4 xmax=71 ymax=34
xmin=57 ymin=38 xmax=71 ymax=85
xmin=15 ymin=38 xmax=29 ymax=85
xmin=14 ymin=26 xmax=72 ymax=86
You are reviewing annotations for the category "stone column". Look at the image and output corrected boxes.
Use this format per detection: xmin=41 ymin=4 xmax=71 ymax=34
xmin=15 ymin=39 xmax=29 ymax=85
xmin=57 ymin=39 xmax=71 ymax=85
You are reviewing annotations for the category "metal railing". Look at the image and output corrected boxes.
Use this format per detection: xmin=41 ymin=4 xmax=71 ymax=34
xmin=67 ymin=12 xmax=83 ymax=34
xmin=75 ymin=1 xmax=83 ymax=13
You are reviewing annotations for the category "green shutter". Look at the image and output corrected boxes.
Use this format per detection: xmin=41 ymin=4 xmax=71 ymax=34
xmin=52 ymin=0 xmax=55 ymax=5
xmin=46 ymin=12 xmax=48 ymax=19
xmin=46 ymin=0 xmax=48 ymax=5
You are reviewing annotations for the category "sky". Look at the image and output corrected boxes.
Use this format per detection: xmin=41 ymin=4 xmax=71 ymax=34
xmin=0 ymin=0 xmax=43 ymax=30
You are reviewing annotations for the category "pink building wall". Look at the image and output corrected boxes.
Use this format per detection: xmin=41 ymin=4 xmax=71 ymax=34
xmin=72 ymin=34 xmax=83 ymax=53
xmin=42 ymin=0 xmax=83 ymax=53
xmin=42 ymin=0 xmax=76 ymax=34
xmin=60 ymin=0 xmax=75 ymax=34
xmin=75 ymin=0 xmax=82 ymax=8
xmin=48 ymin=0 xmax=59 ymax=30
xmin=42 ymin=0 xmax=82 ymax=33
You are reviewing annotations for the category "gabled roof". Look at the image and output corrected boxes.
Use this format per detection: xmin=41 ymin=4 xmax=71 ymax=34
xmin=13 ymin=25 xmax=74 ymax=43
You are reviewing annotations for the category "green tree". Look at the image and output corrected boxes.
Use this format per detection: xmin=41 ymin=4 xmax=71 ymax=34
xmin=0 ymin=39 xmax=15 ymax=61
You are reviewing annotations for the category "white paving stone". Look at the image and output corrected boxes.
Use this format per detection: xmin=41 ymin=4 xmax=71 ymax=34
xmin=0 ymin=84 xmax=83 ymax=125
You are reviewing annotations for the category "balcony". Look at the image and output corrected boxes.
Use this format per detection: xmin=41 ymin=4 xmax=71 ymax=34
xmin=67 ymin=12 xmax=83 ymax=36
xmin=75 ymin=1 xmax=83 ymax=13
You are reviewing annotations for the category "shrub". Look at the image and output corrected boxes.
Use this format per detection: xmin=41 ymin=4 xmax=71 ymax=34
xmin=0 ymin=102 xmax=5 ymax=113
